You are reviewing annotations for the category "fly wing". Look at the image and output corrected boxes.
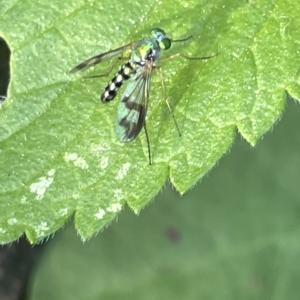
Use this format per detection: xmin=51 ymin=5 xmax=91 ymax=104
xmin=70 ymin=42 xmax=135 ymax=73
xmin=116 ymin=64 xmax=152 ymax=142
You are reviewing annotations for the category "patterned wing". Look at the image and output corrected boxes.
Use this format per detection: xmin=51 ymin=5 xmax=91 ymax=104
xmin=70 ymin=42 xmax=135 ymax=73
xmin=116 ymin=64 xmax=153 ymax=142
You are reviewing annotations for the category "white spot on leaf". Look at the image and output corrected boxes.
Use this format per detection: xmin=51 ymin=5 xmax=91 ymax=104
xmin=30 ymin=169 xmax=55 ymax=200
xmin=95 ymin=208 xmax=106 ymax=219
xmin=48 ymin=169 xmax=55 ymax=176
xmin=35 ymin=221 xmax=49 ymax=236
xmin=106 ymin=203 xmax=122 ymax=213
xmin=116 ymin=162 xmax=131 ymax=180
xmin=58 ymin=208 xmax=68 ymax=216
xmin=7 ymin=218 xmax=17 ymax=225
xmin=64 ymin=152 xmax=89 ymax=169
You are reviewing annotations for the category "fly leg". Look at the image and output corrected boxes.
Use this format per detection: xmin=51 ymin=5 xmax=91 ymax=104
xmin=155 ymin=65 xmax=182 ymax=137
xmin=83 ymin=56 xmax=129 ymax=79
xmin=143 ymin=122 xmax=152 ymax=165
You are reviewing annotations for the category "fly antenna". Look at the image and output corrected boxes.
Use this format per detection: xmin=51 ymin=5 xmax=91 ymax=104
xmin=172 ymin=35 xmax=193 ymax=43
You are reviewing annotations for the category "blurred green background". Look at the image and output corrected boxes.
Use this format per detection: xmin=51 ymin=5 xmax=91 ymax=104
xmin=29 ymin=96 xmax=300 ymax=300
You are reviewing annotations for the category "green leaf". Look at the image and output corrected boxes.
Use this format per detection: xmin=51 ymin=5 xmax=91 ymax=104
xmin=0 ymin=0 xmax=299 ymax=243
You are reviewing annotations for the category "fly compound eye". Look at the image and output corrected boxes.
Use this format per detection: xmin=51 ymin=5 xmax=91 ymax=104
xmin=159 ymin=38 xmax=171 ymax=50
xmin=150 ymin=28 xmax=171 ymax=49
xmin=151 ymin=28 xmax=165 ymax=39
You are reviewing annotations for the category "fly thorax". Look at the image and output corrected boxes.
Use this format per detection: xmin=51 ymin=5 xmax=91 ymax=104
xmin=131 ymin=38 xmax=161 ymax=66
xmin=101 ymin=62 xmax=135 ymax=102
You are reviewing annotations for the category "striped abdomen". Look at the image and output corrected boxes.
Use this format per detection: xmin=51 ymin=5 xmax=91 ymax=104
xmin=101 ymin=62 xmax=135 ymax=102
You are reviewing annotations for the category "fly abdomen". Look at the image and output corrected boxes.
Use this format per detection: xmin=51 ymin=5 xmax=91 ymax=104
xmin=101 ymin=62 xmax=135 ymax=102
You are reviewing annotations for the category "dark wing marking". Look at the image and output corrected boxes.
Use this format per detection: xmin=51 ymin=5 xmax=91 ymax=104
xmin=70 ymin=42 xmax=135 ymax=73
xmin=116 ymin=63 xmax=153 ymax=142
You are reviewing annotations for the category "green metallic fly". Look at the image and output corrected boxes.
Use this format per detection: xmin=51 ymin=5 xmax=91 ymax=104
xmin=70 ymin=28 xmax=216 ymax=164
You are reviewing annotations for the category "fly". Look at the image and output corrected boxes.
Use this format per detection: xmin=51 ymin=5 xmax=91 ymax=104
xmin=70 ymin=28 xmax=216 ymax=164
